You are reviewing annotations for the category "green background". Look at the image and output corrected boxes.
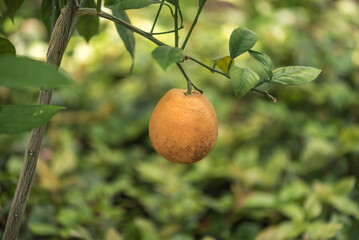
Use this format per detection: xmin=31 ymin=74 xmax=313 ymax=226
xmin=1 ymin=0 xmax=359 ymax=239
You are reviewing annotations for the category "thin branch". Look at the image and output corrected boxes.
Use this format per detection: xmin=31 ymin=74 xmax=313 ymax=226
xmin=150 ymin=0 xmax=164 ymax=34
xmin=76 ymin=8 xmax=166 ymax=46
xmin=96 ymin=0 xmax=101 ymax=12
xmin=188 ymin=56 xmax=230 ymax=78
xmin=181 ymin=2 xmax=205 ymax=50
xmin=153 ymin=0 xmax=174 ymax=16
xmin=174 ymin=2 xmax=179 ymax=47
xmin=251 ymin=88 xmax=277 ymax=102
xmin=254 ymin=78 xmax=270 ymax=88
xmin=76 ymin=8 xmax=268 ymax=99
xmin=152 ymin=25 xmax=184 ymax=35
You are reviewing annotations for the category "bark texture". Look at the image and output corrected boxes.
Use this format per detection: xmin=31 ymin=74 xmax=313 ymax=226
xmin=2 ymin=1 xmax=78 ymax=239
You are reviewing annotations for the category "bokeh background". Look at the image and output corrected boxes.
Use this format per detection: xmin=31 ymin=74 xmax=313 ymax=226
xmin=1 ymin=0 xmax=359 ymax=239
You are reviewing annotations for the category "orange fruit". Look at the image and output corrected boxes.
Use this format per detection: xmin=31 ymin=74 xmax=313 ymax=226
xmin=149 ymin=89 xmax=218 ymax=164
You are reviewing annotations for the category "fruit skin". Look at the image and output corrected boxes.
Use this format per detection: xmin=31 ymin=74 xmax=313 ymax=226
xmin=149 ymin=89 xmax=218 ymax=164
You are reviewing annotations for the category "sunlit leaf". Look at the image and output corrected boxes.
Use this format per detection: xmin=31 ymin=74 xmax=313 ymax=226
xmin=0 ymin=36 xmax=16 ymax=56
xmin=77 ymin=0 xmax=99 ymax=42
xmin=0 ymin=105 xmax=65 ymax=134
xmin=151 ymin=45 xmax=184 ymax=71
xmin=272 ymin=66 xmax=321 ymax=85
xmin=105 ymin=227 xmax=123 ymax=240
xmin=256 ymin=226 xmax=278 ymax=240
xmin=249 ymin=50 xmax=274 ymax=79
xmin=278 ymin=203 xmax=304 ymax=221
xmin=304 ymin=194 xmax=323 ymax=220
xmin=112 ymin=9 xmax=135 ymax=69
xmin=277 ymin=221 xmax=305 ymax=240
xmin=307 ymin=222 xmax=342 ymax=240
xmin=212 ymin=56 xmax=233 ymax=74
xmin=4 ymin=0 xmax=24 ymax=21
xmin=329 ymin=196 xmax=359 ymax=219
xmin=242 ymin=192 xmax=276 ymax=208
xmin=313 ymin=181 xmax=333 ymax=200
xmin=105 ymin=0 xmax=155 ymax=10
xmin=229 ymin=27 xmax=258 ymax=59
xmin=278 ymin=180 xmax=309 ymax=202
xmin=28 ymin=222 xmax=58 ymax=236
xmin=230 ymin=66 xmax=259 ymax=99
xmin=135 ymin=218 xmax=160 ymax=239
xmin=333 ymin=177 xmax=356 ymax=196
xmin=0 ymin=56 xmax=75 ymax=88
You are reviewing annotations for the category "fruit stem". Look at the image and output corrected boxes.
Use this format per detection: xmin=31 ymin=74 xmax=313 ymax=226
xmin=176 ymin=63 xmax=192 ymax=94
xmin=191 ymin=82 xmax=203 ymax=94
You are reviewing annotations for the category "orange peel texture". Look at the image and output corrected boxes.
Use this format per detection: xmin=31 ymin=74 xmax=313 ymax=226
xmin=149 ymin=89 xmax=218 ymax=164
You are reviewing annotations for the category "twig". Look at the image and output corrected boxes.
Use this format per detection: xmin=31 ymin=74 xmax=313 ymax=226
xmin=76 ymin=8 xmax=270 ymax=99
xmin=188 ymin=56 xmax=230 ymax=78
xmin=150 ymin=0 xmax=164 ymax=34
xmin=2 ymin=2 xmax=78 ymax=240
xmin=174 ymin=2 xmax=179 ymax=47
xmin=181 ymin=1 xmax=206 ymax=50
xmin=76 ymin=8 xmax=166 ymax=46
xmin=151 ymin=25 xmax=184 ymax=35
xmin=251 ymin=88 xmax=277 ymax=102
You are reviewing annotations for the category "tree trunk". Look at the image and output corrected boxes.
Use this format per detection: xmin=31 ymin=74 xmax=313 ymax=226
xmin=2 ymin=1 xmax=78 ymax=239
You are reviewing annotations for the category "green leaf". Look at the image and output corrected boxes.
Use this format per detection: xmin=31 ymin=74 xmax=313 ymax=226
xmin=58 ymin=0 xmax=66 ymax=10
xmin=0 ymin=56 xmax=75 ymax=88
xmin=278 ymin=180 xmax=309 ymax=202
xmin=333 ymin=177 xmax=356 ymax=196
xmin=212 ymin=56 xmax=233 ymax=74
xmin=230 ymin=66 xmax=259 ymax=99
xmin=105 ymin=227 xmax=124 ymax=240
xmin=41 ymin=0 xmax=61 ymax=35
xmin=105 ymin=0 xmax=155 ymax=10
xmin=0 ymin=105 xmax=65 ymax=134
xmin=278 ymin=203 xmax=305 ymax=221
xmin=28 ymin=222 xmax=58 ymax=236
xmin=77 ymin=0 xmax=99 ymax=42
xmin=4 ymin=0 xmax=24 ymax=21
xmin=307 ymin=222 xmax=342 ymax=240
xmin=0 ymin=36 xmax=16 ymax=55
xmin=242 ymin=192 xmax=276 ymax=208
xmin=151 ymin=45 xmax=184 ymax=71
xmin=272 ymin=66 xmax=322 ymax=85
xmin=229 ymin=27 xmax=258 ymax=59
xmin=277 ymin=221 xmax=305 ymax=240
xmin=248 ymin=50 xmax=273 ymax=79
xmin=304 ymin=194 xmax=323 ymax=220
xmin=112 ymin=9 xmax=135 ymax=68
xmin=328 ymin=196 xmax=359 ymax=219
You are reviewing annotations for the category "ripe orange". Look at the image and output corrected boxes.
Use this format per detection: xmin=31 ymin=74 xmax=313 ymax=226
xmin=149 ymin=89 xmax=218 ymax=164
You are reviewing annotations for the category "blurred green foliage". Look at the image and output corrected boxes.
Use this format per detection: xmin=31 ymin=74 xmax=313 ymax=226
xmin=1 ymin=0 xmax=359 ymax=239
